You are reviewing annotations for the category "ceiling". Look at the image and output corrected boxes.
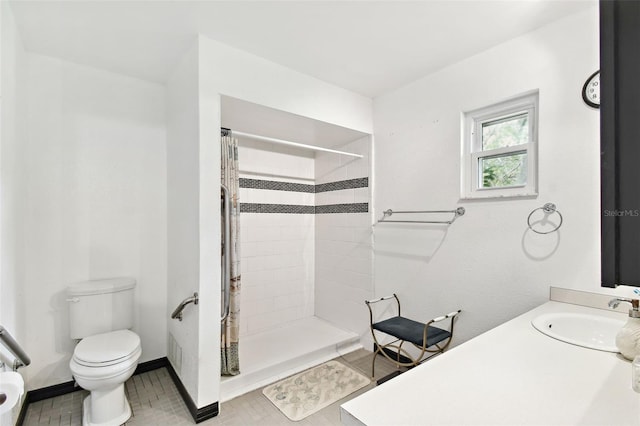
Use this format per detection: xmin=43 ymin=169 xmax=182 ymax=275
xmin=9 ymin=0 xmax=596 ymax=98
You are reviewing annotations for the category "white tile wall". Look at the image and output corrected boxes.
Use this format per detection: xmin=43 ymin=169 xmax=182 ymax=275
xmin=238 ymin=144 xmax=315 ymax=337
xmin=240 ymin=209 xmax=315 ymax=336
xmin=237 ymin=136 xmax=372 ymax=340
xmin=314 ymin=137 xmax=374 ymax=337
xmin=240 ymin=187 xmax=314 ymax=205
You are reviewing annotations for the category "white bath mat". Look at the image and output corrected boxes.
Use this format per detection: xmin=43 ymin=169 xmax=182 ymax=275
xmin=262 ymin=360 xmax=370 ymax=421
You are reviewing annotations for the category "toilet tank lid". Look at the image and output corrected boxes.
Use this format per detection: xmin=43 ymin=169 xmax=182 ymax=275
xmin=67 ymin=277 xmax=136 ymax=296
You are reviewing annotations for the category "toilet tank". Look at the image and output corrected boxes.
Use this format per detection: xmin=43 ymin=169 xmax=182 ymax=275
xmin=67 ymin=277 xmax=136 ymax=339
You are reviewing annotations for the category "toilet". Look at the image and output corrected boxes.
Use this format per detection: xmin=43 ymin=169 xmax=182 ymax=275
xmin=67 ymin=278 xmax=142 ymax=426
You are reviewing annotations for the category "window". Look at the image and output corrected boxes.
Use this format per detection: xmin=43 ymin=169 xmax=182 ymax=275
xmin=461 ymin=92 xmax=538 ymax=199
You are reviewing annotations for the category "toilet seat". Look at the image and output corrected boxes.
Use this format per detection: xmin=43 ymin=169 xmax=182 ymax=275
xmin=70 ymin=330 xmax=142 ymax=382
xmin=70 ymin=347 xmax=141 ymax=381
xmin=73 ymin=330 xmax=140 ymax=367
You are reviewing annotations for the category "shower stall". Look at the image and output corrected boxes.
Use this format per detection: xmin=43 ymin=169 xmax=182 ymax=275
xmin=219 ymin=96 xmax=374 ymax=401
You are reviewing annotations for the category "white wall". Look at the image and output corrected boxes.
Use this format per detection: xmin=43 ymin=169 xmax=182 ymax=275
xmin=166 ymin=43 xmax=202 ymax=403
xmin=315 ymin=137 xmax=374 ymax=338
xmin=0 ymin=0 xmax=27 ymax=352
xmin=372 ymin=7 xmax=603 ymax=345
xmin=200 ymin=39 xmax=372 ymax=136
xmin=238 ymin=143 xmax=315 ymax=337
xmin=23 ymin=53 xmax=167 ymax=389
xmin=0 ymin=4 xmax=28 ymax=421
xmin=192 ymin=35 xmax=373 ymax=408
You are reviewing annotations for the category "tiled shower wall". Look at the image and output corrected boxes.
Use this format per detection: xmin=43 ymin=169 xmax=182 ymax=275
xmin=238 ymin=143 xmax=316 ymax=337
xmin=238 ymin=136 xmax=373 ymax=339
xmin=315 ymin=137 xmax=374 ymax=336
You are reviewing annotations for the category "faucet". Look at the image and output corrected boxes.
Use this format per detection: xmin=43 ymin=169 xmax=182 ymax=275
xmin=609 ymin=297 xmax=640 ymax=317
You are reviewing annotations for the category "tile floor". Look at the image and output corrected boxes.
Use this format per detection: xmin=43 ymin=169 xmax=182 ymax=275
xmin=22 ymin=350 xmax=402 ymax=426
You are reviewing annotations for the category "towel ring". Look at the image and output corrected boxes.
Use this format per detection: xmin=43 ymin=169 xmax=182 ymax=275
xmin=527 ymin=203 xmax=563 ymax=234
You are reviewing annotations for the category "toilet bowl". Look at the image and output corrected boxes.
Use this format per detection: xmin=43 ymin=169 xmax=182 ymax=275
xmin=70 ymin=330 xmax=141 ymax=426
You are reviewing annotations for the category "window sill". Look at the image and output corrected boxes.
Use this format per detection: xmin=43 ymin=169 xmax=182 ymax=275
xmin=460 ymin=190 xmax=538 ymax=200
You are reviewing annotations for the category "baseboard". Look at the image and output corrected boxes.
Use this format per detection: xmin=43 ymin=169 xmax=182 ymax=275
xmin=15 ymin=357 xmax=171 ymax=426
xmin=16 ymin=377 xmax=82 ymax=426
xmin=16 ymin=357 xmax=220 ymax=425
xmin=165 ymin=360 xmax=219 ymax=423
xmin=15 ymin=396 xmax=30 ymax=426
xmin=27 ymin=380 xmax=78 ymax=403
xmin=134 ymin=357 xmax=169 ymax=375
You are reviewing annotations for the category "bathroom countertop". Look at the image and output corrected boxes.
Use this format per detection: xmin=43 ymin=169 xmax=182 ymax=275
xmin=340 ymin=301 xmax=640 ymax=426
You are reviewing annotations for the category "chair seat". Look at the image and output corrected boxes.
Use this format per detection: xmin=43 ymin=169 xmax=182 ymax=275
xmin=372 ymin=316 xmax=451 ymax=347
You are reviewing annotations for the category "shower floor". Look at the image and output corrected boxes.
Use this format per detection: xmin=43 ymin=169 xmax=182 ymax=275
xmin=220 ymin=316 xmax=361 ymax=402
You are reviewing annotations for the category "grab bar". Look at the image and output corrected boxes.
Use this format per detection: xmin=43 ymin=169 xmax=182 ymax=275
xmin=0 ymin=326 xmax=31 ymax=370
xmin=221 ymin=184 xmax=231 ymax=322
xmin=377 ymin=207 xmax=466 ymax=224
xmin=171 ymin=292 xmax=199 ymax=321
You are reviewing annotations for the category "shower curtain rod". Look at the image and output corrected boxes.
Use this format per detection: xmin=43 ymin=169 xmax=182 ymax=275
xmin=221 ymin=128 xmax=363 ymax=159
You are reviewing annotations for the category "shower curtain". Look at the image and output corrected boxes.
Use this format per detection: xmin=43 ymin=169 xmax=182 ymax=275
xmin=221 ymin=135 xmax=241 ymax=376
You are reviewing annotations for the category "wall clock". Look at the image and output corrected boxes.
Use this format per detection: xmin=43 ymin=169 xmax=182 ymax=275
xmin=582 ymin=70 xmax=600 ymax=108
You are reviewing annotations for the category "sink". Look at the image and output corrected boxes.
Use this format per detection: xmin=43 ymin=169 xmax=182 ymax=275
xmin=531 ymin=312 xmax=625 ymax=352
xmin=0 ymin=371 xmax=24 ymax=414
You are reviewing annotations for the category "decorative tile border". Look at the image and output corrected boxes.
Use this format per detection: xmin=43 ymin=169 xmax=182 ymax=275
xmin=241 ymin=203 xmax=315 ymax=214
xmin=239 ymin=177 xmax=369 ymax=214
xmin=315 ymin=178 xmax=368 ymax=193
xmin=315 ymin=203 xmax=369 ymax=214
xmin=240 ymin=203 xmax=368 ymax=214
xmin=239 ymin=177 xmax=368 ymax=193
xmin=239 ymin=178 xmax=315 ymax=193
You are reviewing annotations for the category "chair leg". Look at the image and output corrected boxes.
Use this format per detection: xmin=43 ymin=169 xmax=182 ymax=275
xmin=371 ymin=353 xmax=375 ymax=379
xmin=371 ymin=342 xmax=382 ymax=378
xmin=397 ymin=341 xmax=405 ymax=368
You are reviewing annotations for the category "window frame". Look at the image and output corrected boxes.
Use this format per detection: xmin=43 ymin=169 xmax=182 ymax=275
xmin=461 ymin=91 xmax=539 ymax=199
